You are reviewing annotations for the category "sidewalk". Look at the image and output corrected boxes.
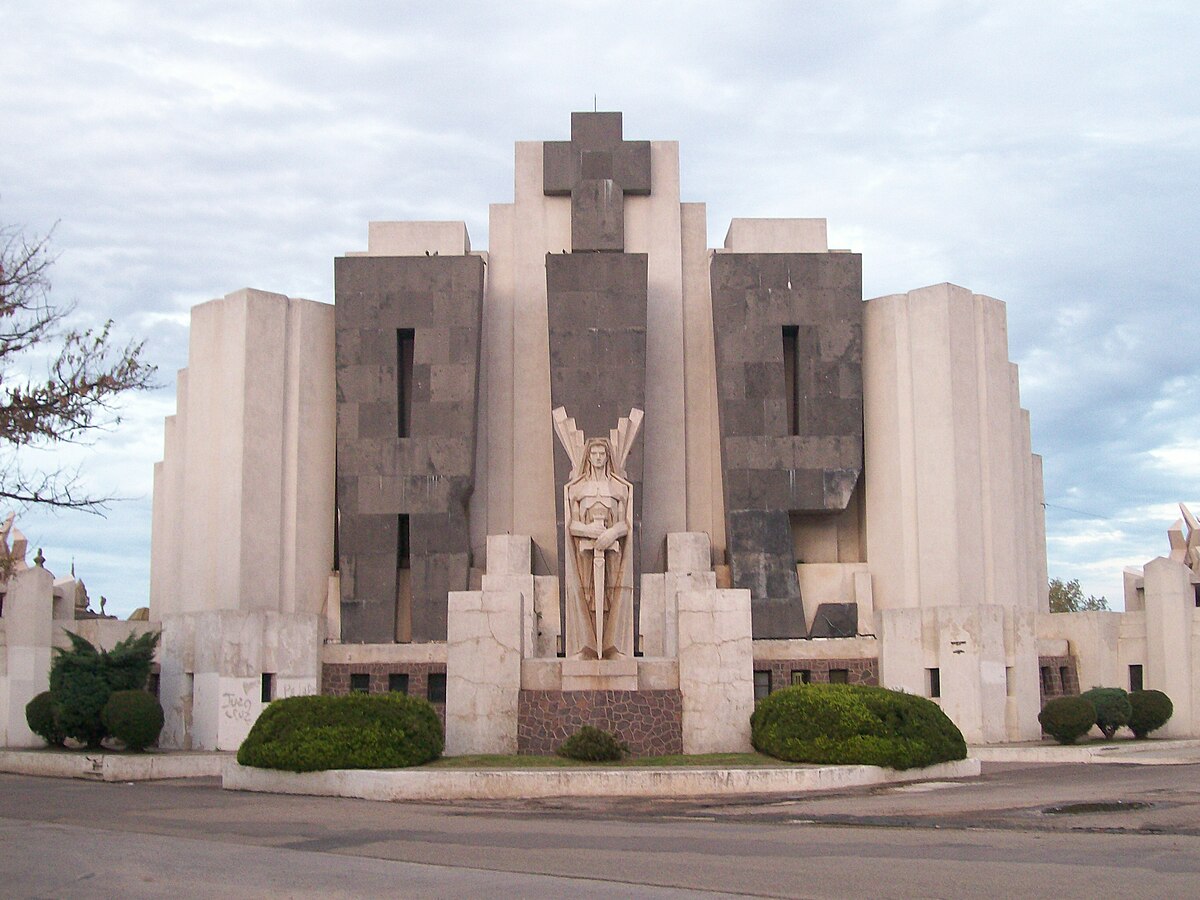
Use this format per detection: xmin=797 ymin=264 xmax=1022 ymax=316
xmin=969 ymin=738 xmax=1200 ymax=765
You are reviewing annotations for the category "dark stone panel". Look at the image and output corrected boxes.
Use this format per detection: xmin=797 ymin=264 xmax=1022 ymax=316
xmin=335 ymin=254 xmax=485 ymax=643
xmin=712 ymin=252 xmax=863 ymax=639
xmin=546 ymin=251 xmax=648 ymax=634
xmin=807 ymin=603 xmax=859 ymax=638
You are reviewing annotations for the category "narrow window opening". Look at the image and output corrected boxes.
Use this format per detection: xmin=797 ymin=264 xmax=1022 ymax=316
xmin=1129 ymin=664 xmax=1144 ymax=693
xmin=148 ymin=672 xmax=161 ymax=699
xmin=389 ymin=672 xmax=410 ymax=694
xmin=828 ymin=668 xmax=849 ymax=684
xmin=1040 ymin=666 xmax=1053 ymax=694
xmin=397 ymin=328 xmax=415 ymax=438
xmin=926 ymin=667 xmax=941 ymax=698
xmin=350 ymin=672 xmax=370 ymax=693
xmin=261 ymin=673 xmax=275 ymax=703
xmin=427 ymin=672 xmax=447 ymax=703
xmin=1005 ymin=666 xmax=1014 ymax=697
xmin=791 ymin=669 xmax=811 ymax=685
xmin=395 ymin=514 xmax=412 ymax=643
xmin=753 ymin=670 xmax=772 ymax=701
xmin=782 ymin=325 xmax=800 ymax=436
xmin=1059 ymin=666 xmax=1071 ymax=695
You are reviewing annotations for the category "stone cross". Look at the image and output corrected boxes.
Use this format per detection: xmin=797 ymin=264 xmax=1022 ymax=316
xmin=543 ymin=111 xmax=651 ymax=252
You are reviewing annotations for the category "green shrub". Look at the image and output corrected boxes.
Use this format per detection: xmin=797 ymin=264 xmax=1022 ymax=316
xmin=25 ymin=691 xmax=65 ymax=747
xmin=1128 ymin=690 xmax=1173 ymax=739
xmin=749 ymin=684 xmax=967 ymax=770
xmin=49 ymin=630 xmax=160 ymax=749
xmin=1080 ymin=687 xmax=1132 ymax=740
xmin=557 ymin=726 xmax=628 ymax=762
xmin=237 ymin=693 xmax=443 ymax=772
xmin=1038 ymin=695 xmax=1096 ymax=744
xmin=102 ymin=690 xmax=164 ymax=751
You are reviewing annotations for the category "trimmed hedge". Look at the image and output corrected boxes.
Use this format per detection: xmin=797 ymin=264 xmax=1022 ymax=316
xmin=1038 ymin=695 xmax=1096 ymax=744
xmin=1128 ymin=690 xmax=1173 ymax=739
xmin=750 ymin=684 xmax=967 ymax=770
xmin=102 ymin=690 xmax=164 ymax=751
xmin=1080 ymin=687 xmax=1132 ymax=740
xmin=558 ymin=726 xmax=627 ymax=762
xmin=237 ymin=693 xmax=443 ymax=772
xmin=25 ymin=691 xmax=65 ymax=747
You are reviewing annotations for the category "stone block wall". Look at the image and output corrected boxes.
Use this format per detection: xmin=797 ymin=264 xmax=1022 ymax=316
xmin=710 ymin=252 xmax=863 ymax=638
xmin=517 ymin=689 xmax=682 ymax=756
xmin=753 ymin=657 xmax=879 ymax=693
xmin=335 ymin=254 xmax=486 ymax=643
xmin=1037 ymin=655 xmax=1079 ymax=702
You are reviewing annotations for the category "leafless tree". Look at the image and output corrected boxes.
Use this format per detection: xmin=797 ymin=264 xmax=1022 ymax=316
xmin=0 ymin=224 xmax=155 ymax=512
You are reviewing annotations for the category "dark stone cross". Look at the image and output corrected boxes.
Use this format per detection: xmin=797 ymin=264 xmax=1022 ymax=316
xmin=543 ymin=111 xmax=651 ymax=252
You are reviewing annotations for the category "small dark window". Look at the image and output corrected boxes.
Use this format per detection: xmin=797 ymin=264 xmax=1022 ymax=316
xmin=926 ymin=667 xmax=941 ymax=698
xmin=791 ymin=669 xmax=811 ymax=685
xmin=147 ymin=673 xmax=161 ymax=699
xmin=1194 ymin=584 xmax=1199 ymax=608
xmin=261 ymin=673 xmax=274 ymax=703
xmin=389 ymin=673 xmax=410 ymax=694
xmin=350 ymin=673 xmax=370 ymax=694
xmin=782 ymin=325 xmax=800 ymax=436
xmin=753 ymin=670 xmax=772 ymax=701
xmin=1129 ymin=664 xmax=1144 ymax=693
xmin=828 ymin=669 xmax=849 ymax=684
xmin=1005 ymin=667 xmax=1014 ymax=697
xmin=397 ymin=329 xmax=415 ymax=437
xmin=427 ymin=672 xmax=447 ymax=703
xmin=397 ymin=514 xmax=410 ymax=570
xmin=1040 ymin=666 xmax=1053 ymax=694
xmin=1059 ymin=666 xmax=1071 ymax=694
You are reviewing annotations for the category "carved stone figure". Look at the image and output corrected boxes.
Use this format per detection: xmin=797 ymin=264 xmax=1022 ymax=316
xmin=553 ymin=406 xmax=643 ymax=659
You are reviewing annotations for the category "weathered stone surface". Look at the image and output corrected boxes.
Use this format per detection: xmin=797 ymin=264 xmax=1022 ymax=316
xmin=445 ymin=590 xmax=523 ymax=755
xmin=807 ymin=603 xmax=859 ymax=638
xmin=711 ymin=252 xmax=863 ymax=638
xmin=517 ymin=689 xmax=682 ymax=756
xmin=547 ymin=252 xmax=648 ymax=637
xmin=335 ymin=255 xmax=485 ymax=642
xmin=543 ymin=111 xmax=651 ymax=252
xmin=677 ymin=587 xmax=754 ymax=753
xmin=752 ymin=656 xmax=879 ymax=691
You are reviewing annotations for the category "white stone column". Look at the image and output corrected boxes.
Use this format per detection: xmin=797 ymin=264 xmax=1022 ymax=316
xmin=677 ymin=587 xmax=754 ymax=753
xmin=1 ymin=565 xmax=54 ymax=747
xmin=445 ymin=589 xmax=523 ymax=755
xmin=1144 ymin=556 xmax=1195 ymax=737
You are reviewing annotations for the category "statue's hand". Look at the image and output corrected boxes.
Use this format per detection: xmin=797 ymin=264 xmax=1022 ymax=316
xmin=595 ymin=527 xmax=619 ymax=551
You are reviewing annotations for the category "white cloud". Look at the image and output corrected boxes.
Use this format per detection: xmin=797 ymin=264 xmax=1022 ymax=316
xmin=1 ymin=0 xmax=1197 ymax=618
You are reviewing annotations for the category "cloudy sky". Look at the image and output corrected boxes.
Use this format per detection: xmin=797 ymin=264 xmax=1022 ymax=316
xmin=1 ymin=1 xmax=1196 ymax=617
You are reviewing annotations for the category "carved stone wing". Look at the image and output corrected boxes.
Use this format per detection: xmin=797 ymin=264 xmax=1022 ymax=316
xmin=1182 ymin=503 xmax=1200 ymax=572
xmin=552 ymin=406 xmax=586 ymax=480
xmin=608 ymin=407 xmax=644 ymax=479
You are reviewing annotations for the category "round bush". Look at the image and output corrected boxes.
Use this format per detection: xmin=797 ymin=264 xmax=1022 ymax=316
xmin=1128 ymin=690 xmax=1173 ymax=739
xmin=750 ymin=684 xmax=967 ymax=770
xmin=54 ymin=669 xmax=111 ymax=748
xmin=237 ymin=693 xmax=443 ymax=772
xmin=1080 ymin=687 xmax=1132 ymax=740
xmin=1038 ymin=695 xmax=1096 ymax=744
xmin=102 ymin=690 xmax=164 ymax=751
xmin=557 ymin=726 xmax=627 ymax=762
xmin=25 ymin=691 xmax=65 ymax=747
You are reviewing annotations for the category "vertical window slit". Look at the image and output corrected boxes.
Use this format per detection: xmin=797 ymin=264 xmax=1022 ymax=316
xmin=782 ymin=325 xmax=800 ymax=436
xmin=397 ymin=328 xmax=415 ymax=438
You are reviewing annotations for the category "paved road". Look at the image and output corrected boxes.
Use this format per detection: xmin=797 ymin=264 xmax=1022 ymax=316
xmin=2 ymin=763 xmax=1200 ymax=898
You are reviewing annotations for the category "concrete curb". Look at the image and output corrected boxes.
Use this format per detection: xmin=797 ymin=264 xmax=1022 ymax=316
xmin=969 ymin=739 xmax=1200 ymax=765
xmin=0 ymin=749 xmax=230 ymax=781
xmin=223 ymin=758 xmax=981 ymax=802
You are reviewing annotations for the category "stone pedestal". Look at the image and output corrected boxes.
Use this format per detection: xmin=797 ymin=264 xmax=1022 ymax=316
xmin=444 ymin=589 xmax=524 ymax=755
xmin=677 ymin=587 xmax=754 ymax=753
xmin=561 ymin=658 xmax=638 ymax=691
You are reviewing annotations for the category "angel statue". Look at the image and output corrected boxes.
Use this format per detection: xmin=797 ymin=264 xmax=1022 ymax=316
xmin=552 ymin=406 xmax=643 ymax=660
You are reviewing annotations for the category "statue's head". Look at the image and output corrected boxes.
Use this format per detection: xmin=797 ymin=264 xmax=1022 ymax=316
xmin=584 ymin=438 xmax=614 ymax=477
